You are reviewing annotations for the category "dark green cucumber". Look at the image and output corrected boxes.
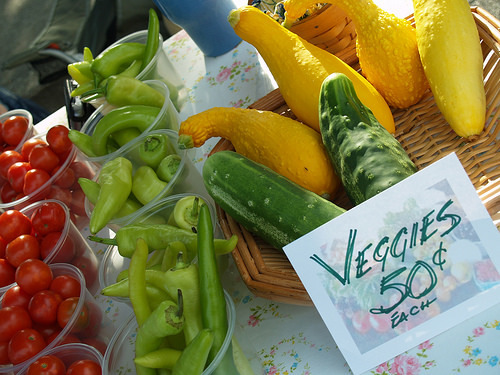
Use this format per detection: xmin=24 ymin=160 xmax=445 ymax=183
xmin=202 ymin=151 xmax=346 ymax=249
xmin=319 ymin=73 xmax=417 ymax=206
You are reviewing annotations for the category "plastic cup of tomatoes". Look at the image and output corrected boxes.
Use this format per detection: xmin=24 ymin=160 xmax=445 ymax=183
xmin=0 ymin=125 xmax=99 ymax=229
xmin=0 ymin=109 xmax=36 ymax=155
xmin=0 ymin=262 xmax=107 ymax=373
xmin=0 ymin=199 xmax=100 ymax=296
xmin=17 ymin=342 xmax=103 ymax=375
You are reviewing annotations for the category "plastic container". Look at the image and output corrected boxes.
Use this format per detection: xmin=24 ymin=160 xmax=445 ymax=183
xmin=98 ymin=192 xmax=218 ymax=295
xmin=102 ymin=290 xmax=236 ymax=375
xmin=17 ymin=343 xmax=104 ymax=375
xmin=0 ymin=264 xmax=106 ymax=374
xmin=80 ymin=80 xmax=181 ymax=165
xmin=0 ymin=109 xmax=36 ymax=153
xmin=0 ymin=199 xmax=100 ymax=296
xmin=84 ymin=129 xmax=210 ymax=233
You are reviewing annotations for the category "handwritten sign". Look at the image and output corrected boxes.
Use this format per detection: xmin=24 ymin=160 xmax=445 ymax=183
xmin=283 ymin=153 xmax=500 ymax=375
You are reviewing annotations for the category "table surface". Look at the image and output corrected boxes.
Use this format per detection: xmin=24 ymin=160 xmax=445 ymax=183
xmin=37 ymin=1 xmax=500 ymax=374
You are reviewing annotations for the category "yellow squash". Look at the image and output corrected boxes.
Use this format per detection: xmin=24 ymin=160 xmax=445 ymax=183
xmin=413 ymin=0 xmax=486 ymax=138
xmin=227 ymin=5 xmax=395 ymax=134
xmin=282 ymin=0 xmax=428 ymax=109
xmin=178 ymin=107 xmax=341 ymax=199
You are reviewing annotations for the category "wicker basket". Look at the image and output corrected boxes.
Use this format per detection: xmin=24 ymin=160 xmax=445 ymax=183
xmin=211 ymin=7 xmax=500 ymax=305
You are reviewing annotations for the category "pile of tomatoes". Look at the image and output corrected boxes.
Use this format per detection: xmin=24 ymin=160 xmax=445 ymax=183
xmin=0 ymin=125 xmax=94 ymax=224
xmin=0 ymin=259 xmax=104 ymax=367
xmin=26 ymin=355 xmax=102 ymax=375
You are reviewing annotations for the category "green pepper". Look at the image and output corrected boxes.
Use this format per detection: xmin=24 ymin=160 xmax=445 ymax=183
xmin=132 ymin=165 xmax=168 ymax=205
xmin=70 ymin=81 xmax=96 ymax=98
xmin=81 ymin=75 xmax=165 ymax=108
xmin=89 ymin=157 xmax=133 ymax=234
xmin=78 ymin=177 xmax=142 ymax=219
xmin=91 ymin=42 xmax=146 ymax=79
xmin=96 ymin=59 xmax=143 ymax=90
xmin=101 ymin=278 xmax=170 ymax=310
xmin=91 ymin=105 xmax=161 ymax=156
xmin=197 ymin=204 xmax=238 ymax=373
xmin=67 ymin=60 xmax=94 ymax=85
xmin=141 ymin=9 xmax=160 ymax=71
xmin=172 ymin=328 xmax=214 ymax=375
xmin=156 ymin=154 xmax=182 ymax=182
xmin=89 ymin=223 xmax=238 ymax=260
xmin=139 ymin=133 xmax=176 ymax=169
xmin=129 ymin=238 xmax=152 ymax=326
xmin=68 ymin=130 xmax=97 ymax=157
xmin=83 ymin=46 xmax=93 ymax=62
xmin=134 ymin=347 xmax=182 ymax=370
xmin=172 ymin=196 xmax=206 ymax=231
xmin=111 ymin=127 xmax=143 ymax=147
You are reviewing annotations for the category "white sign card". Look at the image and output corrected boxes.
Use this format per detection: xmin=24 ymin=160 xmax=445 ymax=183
xmin=283 ymin=153 xmax=500 ymax=375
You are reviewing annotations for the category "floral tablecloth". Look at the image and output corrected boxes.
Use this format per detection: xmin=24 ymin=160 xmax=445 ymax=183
xmin=38 ymin=1 xmax=500 ymax=373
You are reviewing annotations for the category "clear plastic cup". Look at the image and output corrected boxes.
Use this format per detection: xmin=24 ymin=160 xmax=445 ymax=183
xmin=80 ymin=80 xmax=181 ymax=165
xmin=0 ymin=109 xmax=36 ymax=153
xmin=102 ymin=290 xmax=236 ymax=375
xmin=83 ymin=129 xmax=211 ymax=233
xmin=0 ymin=264 xmax=106 ymax=374
xmin=0 ymin=199 xmax=99 ymax=296
xmin=17 ymin=342 xmax=104 ymax=375
xmin=98 ymin=192 xmax=218 ymax=298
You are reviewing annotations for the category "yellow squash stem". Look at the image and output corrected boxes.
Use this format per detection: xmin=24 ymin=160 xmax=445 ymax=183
xmin=282 ymin=0 xmax=429 ymax=109
xmin=178 ymin=107 xmax=341 ymax=199
xmin=413 ymin=0 xmax=486 ymax=138
xmin=227 ymin=6 xmax=395 ymax=134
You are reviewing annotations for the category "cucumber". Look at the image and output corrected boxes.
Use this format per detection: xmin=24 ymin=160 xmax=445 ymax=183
xmin=319 ymin=73 xmax=417 ymax=206
xmin=202 ymin=151 xmax=346 ymax=249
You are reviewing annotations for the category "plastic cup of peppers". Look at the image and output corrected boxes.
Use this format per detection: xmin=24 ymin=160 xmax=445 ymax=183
xmin=0 ymin=199 xmax=100 ymax=296
xmin=80 ymin=129 xmax=210 ymax=235
xmin=0 ymin=263 xmax=109 ymax=373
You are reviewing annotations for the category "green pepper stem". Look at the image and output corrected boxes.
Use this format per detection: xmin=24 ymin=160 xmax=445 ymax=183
xmin=88 ymin=235 xmax=118 ymax=246
xmin=176 ymin=288 xmax=184 ymax=319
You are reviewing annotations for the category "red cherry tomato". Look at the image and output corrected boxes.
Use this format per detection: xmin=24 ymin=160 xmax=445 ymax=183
xmin=0 ymin=182 xmax=17 ymax=203
xmin=1 ymin=116 xmax=29 ymax=147
xmin=66 ymin=359 xmax=101 ymax=375
xmin=0 ymin=306 xmax=32 ymax=342
xmin=57 ymin=297 xmax=89 ymax=332
xmin=0 ymin=150 xmax=24 ymax=180
xmin=28 ymin=290 xmax=63 ymax=326
xmin=70 ymin=188 xmax=87 ymax=216
xmin=6 ymin=161 xmax=31 ymax=193
xmin=50 ymin=274 xmax=81 ymax=299
xmin=2 ymin=285 xmax=31 ymax=309
xmin=27 ymin=354 xmax=66 ymax=375
xmin=40 ymin=231 xmax=75 ymax=263
xmin=0 ymin=258 xmax=15 ymax=288
xmin=5 ymin=234 xmax=41 ymax=268
xmin=72 ymin=255 xmax=97 ymax=288
xmin=29 ymin=144 xmax=60 ymax=173
xmin=78 ymin=300 xmax=102 ymax=339
xmin=81 ymin=337 xmax=107 ymax=356
xmin=31 ymin=201 xmax=66 ymax=236
xmin=46 ymin=332 xmax=80 ymax=346
xmin=21 ymin=138 xmax=46 ymax=160
xmin=15 ymin=259 xmax=53 ymax=295
xmin=8 ymin=328 xmax=46 ymax=365
xmin=0 ymin=209 xmax=32 ymax=243
xmin=46 ymin=185 xmax=72 ymax=208
xmin=52 ymin=165 xmax=76 ymax=188
xmin=69 ymin=161 xmax=94 ymax=181
xmin=0 ymin=341 xmax=9 ymax=365
xmin=46 ymin=125 xmax=72 ymax=156
xmin=23 ymin=168 xmax=51 ymax=196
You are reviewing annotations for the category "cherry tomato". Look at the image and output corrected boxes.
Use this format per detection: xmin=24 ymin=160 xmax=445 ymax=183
xmin=2 ymin=285 xmax=31 ymax=309
xmin=57 ymin=297 xmax=89 ymax=332
xmin=5 ymin=234 xmax=41 ymax=268
xmin=69 ymin=161 xmax=94 ymax=181
xmin=0 ymin=258 xmax=15 ymax=288
xmin=15 ymin=259 xmax=53 ymax=295
xmin=0 ymin=209 xmax=32 ymax=242
xmin=33 ymin=322 xmax=60 ymax=341
xmin=46 ymin=332 xmax=80 ymax=346
xmin=70 ymin=188 xmax=87 ymax=216
xmin=72 ymin=255 xmax=97 ymax=288
xmin=6 ymin=161 xmax=31 ymax=193
xmin=0 ymin=150 xmax=24 ymax=180
xmin=81 ymin=337 xmax=107 ymax=356
xmin=0 ymin=341 xmax=9 ymax=365
xmin=8 ymin=328 xmax=46 ymax=365
xmin=46 ymin=185 xmax=72 ymax=208
xmin=0 ymin=306 xmax=32 ymax=342
xmin=29 ymin=144 xmax=60 ymax=173
xmin=28 ymin=290 xmax=63 ymax=326
xmin=0 ymin=182 xmax=17 ymax=203
xmin=23 ymin=168 xmax=51 ymax=196
xmin=78 ymin=301 xmax=102 ymax=339
xmin=21 ymin=138 xmax=45 ymax=161
xmin=50 ymin=274 xmax=81 ymax=299
xmin=40 ymin=232 xmax=75 ymax=263
xmin=46 ymin=125 xmax=72 ymax=156
xmin=52 ymin=165 xmax=76 ymax=188
xmin=31 ymin=201 xmax=66 ymax=236
xmin=66 ymin=359 xmax=101 ymax=375
xmin=2 ymin=116 xmax=29 ymax=147
xmin=0 ymin=235 xmax=6 ymax=258
xmin=27 ymin=354 xmax=66 ymax=375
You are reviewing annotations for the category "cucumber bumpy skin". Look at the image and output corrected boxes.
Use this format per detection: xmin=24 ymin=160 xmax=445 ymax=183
xmin=202 ymin=151 xmax=346 ymax=250
xmin=319 ymin=73 xmax=417 ymax=206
